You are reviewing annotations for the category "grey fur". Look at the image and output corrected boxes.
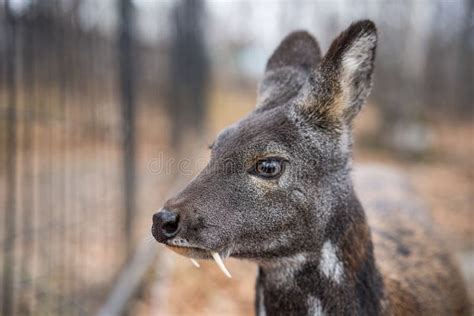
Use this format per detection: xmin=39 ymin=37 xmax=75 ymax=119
xmin=157 ymin=20 xmax=383 ymax=315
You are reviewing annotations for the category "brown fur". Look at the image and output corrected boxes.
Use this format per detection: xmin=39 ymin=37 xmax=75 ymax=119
xmin=355 ymin=166 xmax=471 ymax=315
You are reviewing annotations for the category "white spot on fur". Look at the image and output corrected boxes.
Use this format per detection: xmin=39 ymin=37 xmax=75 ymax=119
xmin=308 ymin=296 xmax=325 ymax=316
xmin=319 ymin=240 xmax=344 ymax=284
xmin=263 ymin=253 xmax=307 ymax=269
xmin=260 ymin=253 xmax=308 ymax=287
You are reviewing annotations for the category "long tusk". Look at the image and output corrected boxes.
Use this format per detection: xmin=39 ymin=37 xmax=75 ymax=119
xmin=211 ymin=252 xmax=232 ymax=278
xmin=190 ymin=259 xmax=200 ymax=268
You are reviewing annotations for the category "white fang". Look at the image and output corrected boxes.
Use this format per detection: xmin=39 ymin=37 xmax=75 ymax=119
xmin=190 ymin=259 xmax=200 ymax=268
xmin=211 ymin=252 xmax=232 ymax=278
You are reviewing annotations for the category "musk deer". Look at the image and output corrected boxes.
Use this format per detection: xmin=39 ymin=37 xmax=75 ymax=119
xmin=152 ymin=20 xmax=470 ymax=315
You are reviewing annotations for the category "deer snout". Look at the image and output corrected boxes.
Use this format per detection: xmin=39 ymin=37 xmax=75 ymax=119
xmin=152 ymin=209 xmax=180 ymax=242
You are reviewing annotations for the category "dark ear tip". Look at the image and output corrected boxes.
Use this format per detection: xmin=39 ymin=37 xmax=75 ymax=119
xmin=266 ymin=30 xmax=322 ymax=71
xmin=282 ymin=30 xmax=318 ymax=44
xmin=349 ymin=20 xmax=377 ymax=38
xmin=323 ymin=20 xmax=378 ymax=68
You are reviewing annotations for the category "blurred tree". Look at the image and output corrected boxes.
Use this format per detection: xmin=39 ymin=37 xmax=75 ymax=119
xmin=118 ymin=0 xmax=136 ymax=255
xmin=2 ymin=0 xmax=17 ymax=315
xmin=456 ymin=0 xmax=473 ymax=115
xmin=167 ymin=0 xmax=209 ymax=148
xmin=424 ymin=0 xmax=473 ymax=119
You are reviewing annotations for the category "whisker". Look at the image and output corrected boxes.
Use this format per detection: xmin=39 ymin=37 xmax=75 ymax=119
xmin=143 ymin=235 xmax=155 ymax=243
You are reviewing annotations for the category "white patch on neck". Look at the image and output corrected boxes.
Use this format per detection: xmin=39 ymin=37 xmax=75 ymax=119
xmin=261 ymin=252 xmax=307 ymax=270
xmin=319 ymin=240 xmax=344 ymax=284
xmin=260 ymin=253 xmax=307 ymax=288
xmin=308 ymin=296 xmax=325 ymax=316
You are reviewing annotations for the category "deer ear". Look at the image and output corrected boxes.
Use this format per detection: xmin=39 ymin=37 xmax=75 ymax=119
xmin=299 ymin=20 xmax=377 ymax=124
xmin=265 ymin=31 xmax=321 ymax=72
xmin=257 ymin=31 xmax=321 ymax=107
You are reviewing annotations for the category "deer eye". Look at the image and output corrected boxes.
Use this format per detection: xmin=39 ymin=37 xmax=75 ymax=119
xmin=250 ymin=158 xmax=286 ymax=179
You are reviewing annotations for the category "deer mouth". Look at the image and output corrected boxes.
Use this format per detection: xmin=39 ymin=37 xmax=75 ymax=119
xmin=165 ymin=244 xmax=232 ymax=278
xmin=165 ymin=244 xmax=210 ymax=258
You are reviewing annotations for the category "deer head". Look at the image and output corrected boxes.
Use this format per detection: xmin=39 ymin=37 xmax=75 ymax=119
xmin=152 ymin=20 xmax=377 ymax=277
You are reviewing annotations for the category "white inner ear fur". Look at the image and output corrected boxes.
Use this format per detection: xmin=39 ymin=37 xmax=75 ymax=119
xmin=339 ymin=33 xmax=377 ymax=114
xmin=341 ymin=33 xmax=377 ymax=82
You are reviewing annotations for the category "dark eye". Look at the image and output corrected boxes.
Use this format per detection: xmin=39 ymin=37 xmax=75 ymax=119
xmin=250 ymin=158 xmax=286 ymax=179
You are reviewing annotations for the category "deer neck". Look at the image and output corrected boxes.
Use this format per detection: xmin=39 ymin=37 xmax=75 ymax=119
xmin=256 ymin=195 xmax=386 ymax=315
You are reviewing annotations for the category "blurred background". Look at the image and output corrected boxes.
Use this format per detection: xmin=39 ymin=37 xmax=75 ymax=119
xmin=0 ymin=0 xmax=472 ymax=315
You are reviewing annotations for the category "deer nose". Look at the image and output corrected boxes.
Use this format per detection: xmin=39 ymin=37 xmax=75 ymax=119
xmin=152 ymin=209 xmax=180 ymax=242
